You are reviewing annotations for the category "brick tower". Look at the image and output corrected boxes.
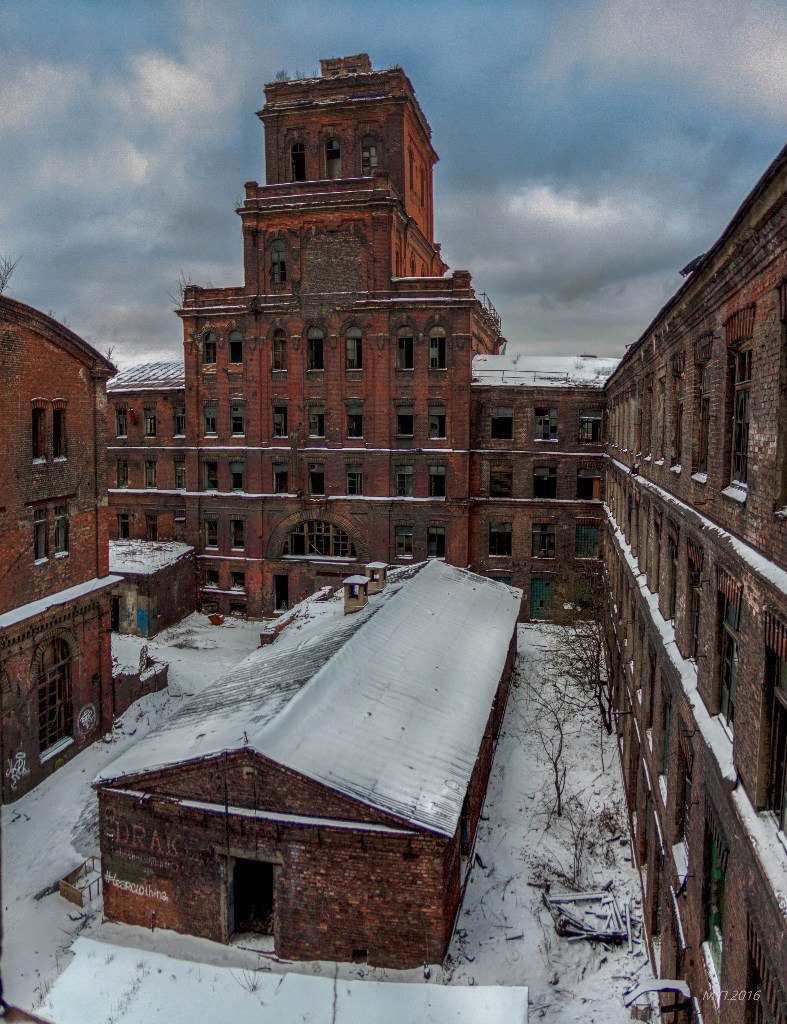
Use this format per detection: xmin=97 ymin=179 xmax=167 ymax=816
xmin=168 ymin=54 xmax=503 ymax=615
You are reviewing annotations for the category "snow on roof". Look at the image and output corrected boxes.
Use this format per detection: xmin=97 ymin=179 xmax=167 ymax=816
xmin=472 ymin=353 xmax=619 ymax=388
xmin=109 ymin=540 xmax=194 ymax=576
xmin=97 ymin=560 xmax=523 ymax=837
xmin=40 ymin=937 xmax=529 ymax=1024
xmin=0 ymin=575 xmax=122 ymax=631
xmin=343 ymin=574 xmax=369 ymax=585
xmin=107 ymin=360 xmax=185 ymax=392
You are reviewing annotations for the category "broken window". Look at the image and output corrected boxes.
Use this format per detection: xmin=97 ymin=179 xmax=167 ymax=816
xmin=272 ymin=330 xmax=287 ymax=372
xmin=230 ymin=518 xmax=245 ymax=550
xmin=273 ymin=464 xmax=288 ymax=493
xmin=534 ymin=407 xmax=558 ymax=441
xmin=284 ymin=520 xmax=356 ymax=558
xmin=490 ymin=407 xmax=513 ymax=440
xmin=204 ymin=569 xmax=219 ymax=589
xmin=204 ymin=461 xmax=218 ymax=491
xmin=395 ymin=525 xmax=413 ymax=558
xmin=396 ymin=329 xmax=414 ymax=370
xmin=37 ymin=638 xmax=72 ymax=753
xmin=429 ymin=404 xmax=446 ymax=439
xmin=145 ymin=513 xmax=157 ymax=542
xmin=533 ymin=466 xmax=557 ymax=498
xmin=575 ymin=524 xmax=600 ymax=559
xmin=203 ymin=331 xmax=217 ymax=364
xmin=116 ymin=460 xmax=128 ymax=488
xmin=346 ymin=404 xmax=363 ymax=437
xmin=32 ymin=406 xmax=46 ymax=459
xmin=345 ymin=328 xmax=363 ymax=370
xmin=33 ymin=507 xmax=48 ymax=561
xmin=731 ymin=347 xmax=752 ymax=484
xmin=174 ymin=405 xmax=186 ymax=436
xmin=427 ymin=525 xmax=446 ymax=558
xmin=144 ymin=460 xmax=157 ymax=487
xmin=273 ymin=405 xmax=288 ymax=437
xmin=489 ymin=468 xmax=513 ymax=497
xmin=429 ymin=327 xmax=446 ymax=369
xmin=144 ymin=406 xmax=157 ymax=438
xmin=307 ymin=327 xmax=324 ymax=370
xmin=270 ymin=241 xmax=286 ymax=285
xmin=671 ymin=373 xmax=684 ymax=466
xmin=346 ymin=468 xmax=363 ymax=495
xmin=326 ymin=138 xmax=341 ymax=178
xmin=308 ymin=405 xmax=325 ymax=438
xmin=396 ymin=464 xmax=413 ymax=497
xmin=53 ymin=409 xmax=66 ymax=458
xmin=765 ymin=643 xmax=787 ymax=832
xmin=229 ymin=330 xmax=244 ymax=364
xmin=578 ymin=409 xmax=602 ymax=443
xmin=174 ymin=460 xmax=186 ymax=490
xmin=532 ymin=523 xmax=556 ymax=558
xmin=396 ymin=405 xmax=414 ymax=437
xmin=54 ymin=504 xmax=68 ymax=554
xmin=577 ymin=469 xmax=602 ymax=500
xmin=117 ymin=512 xmax=129 ymax=539
xmin=429 ymin=464 xmax=446 ymax=497
xmin=361 ymin=135 xmax=378 ymax=176
xmin=696 ymin=366 xmax=712 ymax=475
xmin=203 ymin=402 xmax=217 ymax=436
xmin=231 ymin=571 xmax=246 ymax=591
xmin=115 ymin=406 xmax=127 ymax=438
xmin=309 ymin=462 xmax=325 ymax=495
xmin=230 ymin=461 xmax=244 ymax=490
xmin=489 ymin=521 xmax=512 ymax=557
xmin=719 ymin=592 xmax=740 ymax=730
xmin=291 ymin=142 xmax=306 ymax=181
xmin=705 ymin=832 xmax=726 ymax=978
xmin=231 ymin=402 xmax=245 ymax=436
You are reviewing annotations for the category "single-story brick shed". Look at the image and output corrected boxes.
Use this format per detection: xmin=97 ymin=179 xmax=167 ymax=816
xmin=94 ymin=560 xmax=521 ymax=968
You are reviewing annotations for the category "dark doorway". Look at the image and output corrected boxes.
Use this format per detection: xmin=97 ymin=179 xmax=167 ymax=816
xmin=232 ymin=859 xmax=274 ymax=935
xmin=111 ymin=597 xmax=120 ymax=632
xmin=273 ymin=574 xmax=289 ymax=611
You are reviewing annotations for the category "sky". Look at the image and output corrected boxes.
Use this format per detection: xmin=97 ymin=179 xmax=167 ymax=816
xmin=1 ymin=0 xmax=785 ymax=365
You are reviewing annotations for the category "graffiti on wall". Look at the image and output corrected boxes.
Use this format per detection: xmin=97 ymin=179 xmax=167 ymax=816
xmin=110 ymin=820 xmax=179 ymax=873
xmin=104 ymin=870 xmax=169 ymax=902
xmin=77 ymin=702 xmax=98 ymax=736
xmin=5 ymin=751 xmax=30 ymax=790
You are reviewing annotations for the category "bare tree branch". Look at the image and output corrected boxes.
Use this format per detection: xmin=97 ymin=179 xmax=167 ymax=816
xmin=0 ymin=254 xmax=21 ymax=294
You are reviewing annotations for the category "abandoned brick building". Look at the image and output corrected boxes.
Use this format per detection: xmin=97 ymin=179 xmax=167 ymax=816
xmin=0 ymin=296 xmax=119 ymax=802
xmin=95 ymin=561 xmax=520 ymax=968
xmin=605 ymin=143 xmax=787 ymax=1023
xmin=106 ymin=54 xmax=613 ymax=619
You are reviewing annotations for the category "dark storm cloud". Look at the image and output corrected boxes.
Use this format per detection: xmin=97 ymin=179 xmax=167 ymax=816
xmin=0 ymin=0 xmax=784 ymax=364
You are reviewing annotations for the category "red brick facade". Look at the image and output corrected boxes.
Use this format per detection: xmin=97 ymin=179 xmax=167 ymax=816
xmin=0 ymin=296 xmax=117 ymax=801
xmin=604 ymin=145 xmax=787 ymax=1021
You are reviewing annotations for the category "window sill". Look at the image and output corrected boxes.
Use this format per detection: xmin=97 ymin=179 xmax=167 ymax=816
xmin=116 ymin=434 xmax=128 ymax=440
xmin=53 ymin=456 xmax=67 ymax=463
xmin=55 ymin=551 xmax=69 ymax=559
xmin=533 ymin=438 xmax=558 ymax=443
xmin=691 ymin=471 xmax=708 ymax=484
xmin=721 ymin=483 xmax=748 ymax=505
xmin=395 ymin=368 xmax=414 ymax=374
xmin=396 ymin=554 xmax=414 ymax=561
xmin=669 ymin=464 xmax=682 ymax=475
xmin=40 ymin=735 xmax=74 ymax=765
xmin=32 ymin=457 xmax=47 ymax=465
xmin=306 ymin=369 xmax=325 ymax=377
xmin=34 ymin=557 xmax=48 ymax=566
xmin=272 ymin=435 xmax=289 ymax=441
xmin=271 ymin=370 xmax=288 ymax=378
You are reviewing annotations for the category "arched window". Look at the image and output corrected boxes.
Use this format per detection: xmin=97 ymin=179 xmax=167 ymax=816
xmin=361 ymin=135 xmax=378 ymax=176
xmin=345 ymin=328 xmax=363 ymax=370
xmin=291 ymin=142 xmax=306 ymax=182
xmin=272 ymin=329 xmax=287 ymax=372
xmin=326 ymin=138 xmax=341 ymax=179
xmin=429 ymin=326 xmax=447 ymax=369
xmin=38 ymin=638 xmax=73 ymax=752
xmin=270 ymin=241 xmax=287 ymax=285
xmin=307 ymin=327 xmax=324 ymax=370
xmin=283 ymin=520 xmax=356 ymax=558
xmin=203 ymin=331 xmax=217 ymax=364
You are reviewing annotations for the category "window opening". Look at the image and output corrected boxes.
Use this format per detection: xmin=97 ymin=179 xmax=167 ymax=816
xmin=325 ymin=138 xmax=341 ymax=178
xmin=290 ymin=143 xmax=305 ymax=182
xmin=270 ymin=242 xmax=286 ymax=285
xmin=38 ymin=638 xmax=72 ymax=752
xmin=489 ymin=521 xmax=512 ymax=557
xmin=490 ymin=407 xmax=513 ymax=440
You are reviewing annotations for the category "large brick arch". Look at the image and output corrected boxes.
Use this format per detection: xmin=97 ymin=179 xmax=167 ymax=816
xmin=266 ymin=510 xmax=369 ymax=563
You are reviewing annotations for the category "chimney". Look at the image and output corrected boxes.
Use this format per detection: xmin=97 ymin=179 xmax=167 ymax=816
xmin=364 ymin=562 xmax=388 ymax=595
xmin=320 ymin=54 xmax=373 ymax=78
xmin=342 ymin=575 xmax=370 ymax=615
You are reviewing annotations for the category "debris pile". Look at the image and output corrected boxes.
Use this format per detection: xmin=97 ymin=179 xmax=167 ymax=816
xmin=543 ymin=888 xmax=630 ymax=945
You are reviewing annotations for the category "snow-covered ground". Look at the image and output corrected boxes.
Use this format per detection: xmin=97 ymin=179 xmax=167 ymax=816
xmin=4 ymin=616 xmax=652 ymax=1022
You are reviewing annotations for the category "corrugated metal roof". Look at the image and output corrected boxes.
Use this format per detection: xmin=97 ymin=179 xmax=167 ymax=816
xmin=97 ymin=561 xmax=522 ymax=838
xmin=472 ymin=353 xmax=619 ymax=388
xmin=107 ymin=361 xmax=185 ymax=391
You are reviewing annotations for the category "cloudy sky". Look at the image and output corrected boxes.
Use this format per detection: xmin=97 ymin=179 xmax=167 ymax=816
xmin=2 ymin=0 xmax=785 ymax=365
